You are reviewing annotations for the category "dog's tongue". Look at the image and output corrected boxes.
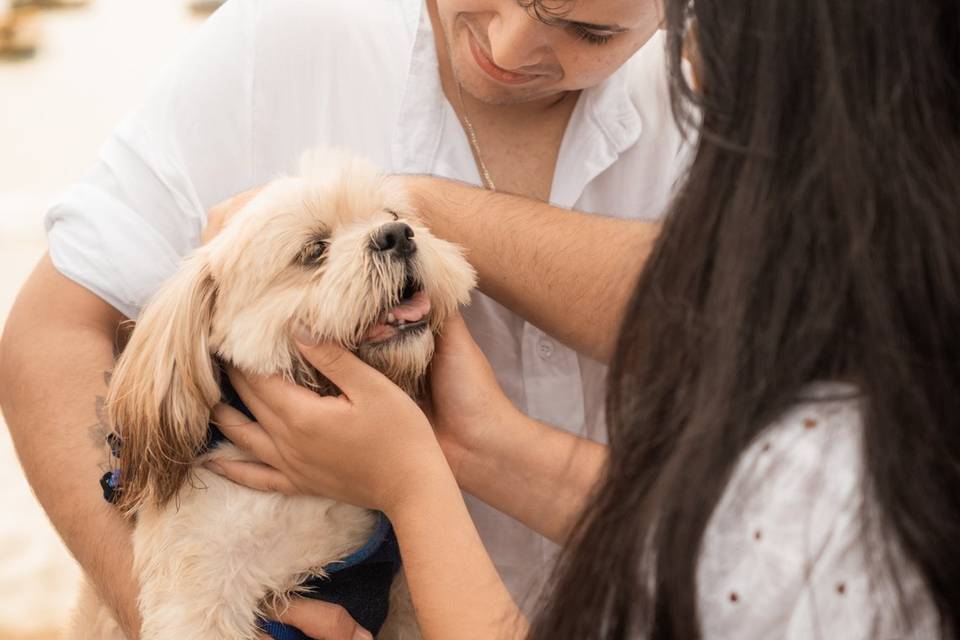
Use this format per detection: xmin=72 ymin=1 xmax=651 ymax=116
xmin=391 ymin=290 xmax=431 ymax=322
xmin=361 ymin=291 xmax=432 ymax=344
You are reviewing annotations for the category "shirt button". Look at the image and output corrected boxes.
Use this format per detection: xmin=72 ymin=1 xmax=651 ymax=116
xmin=537 ymin=338 xmax=554 ymax=359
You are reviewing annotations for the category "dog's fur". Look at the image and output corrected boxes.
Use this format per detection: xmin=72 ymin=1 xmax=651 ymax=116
xmin=69 ymin=151 xmax=476 ymax=640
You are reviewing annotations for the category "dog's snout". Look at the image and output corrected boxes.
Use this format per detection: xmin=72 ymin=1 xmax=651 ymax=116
xmin=371 ymin=222 xmax=416 ymax=257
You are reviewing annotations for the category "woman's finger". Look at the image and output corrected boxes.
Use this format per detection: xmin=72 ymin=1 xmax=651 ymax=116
xmin=211 ymin=403 xmax=285 ymax=468
xmin=225 ymin=366 xmax=309 ymax=434
xmin=293 ymin=329 xmax=391 ymax=401
xmin=440 ymin=310 xmax=468 ymax=336
xmin=212 ymin=401 xmax=258 ymax=428
xmin=228 ymin=364 xmax=343 ymax=431
xmin=272 ymin=598 xmax=372 ymax=640
xmin=435 ymin=312 xmax=476 ymax=355
xmin=204 ymin=459 xmax=300 ymax=495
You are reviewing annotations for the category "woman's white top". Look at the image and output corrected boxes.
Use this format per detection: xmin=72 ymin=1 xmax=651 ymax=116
xmin=696 ymin=385 xmax=940 ymax=638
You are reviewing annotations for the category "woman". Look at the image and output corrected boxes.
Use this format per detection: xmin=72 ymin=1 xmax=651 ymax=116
xmin=211 ymin=0 xmax=960 ymax=636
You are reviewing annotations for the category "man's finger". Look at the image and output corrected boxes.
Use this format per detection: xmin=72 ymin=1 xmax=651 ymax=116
xmin=204 ymin=459 xmax=299 ymax=495
xmin=211 ymin=403 xmax=284 ymax=468
xmin=272 ymin=599 xmax=371 ymax=640
xmin=202 ymin=186 xmax=262 ymax=244
xmin=293 ymin=328 xmax=390 ymax=400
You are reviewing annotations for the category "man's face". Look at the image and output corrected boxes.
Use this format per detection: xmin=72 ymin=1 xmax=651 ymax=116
xmin=435 ymin=0 xmax=662 ymax=105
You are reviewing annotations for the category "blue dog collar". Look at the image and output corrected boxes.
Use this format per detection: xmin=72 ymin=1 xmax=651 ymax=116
xmin=259 ymin=513 xmax=398 ymax=639
xmin=328 ymin=512 xmax=394 ymax=575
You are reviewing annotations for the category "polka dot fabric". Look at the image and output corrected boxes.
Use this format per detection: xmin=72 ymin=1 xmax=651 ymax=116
xmin=694 ymin=383 xmax=940 ymax=639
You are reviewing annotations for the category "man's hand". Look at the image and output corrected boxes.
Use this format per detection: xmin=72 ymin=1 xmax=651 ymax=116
xmin=201 ymin=186 xmax=262 ymax=243
xmin=257 ymin=599 xmax=372 ymax=640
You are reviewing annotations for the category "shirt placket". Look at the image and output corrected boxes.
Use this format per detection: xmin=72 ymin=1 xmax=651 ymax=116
xmin=521 ymin=75 xmax=643 ymax=436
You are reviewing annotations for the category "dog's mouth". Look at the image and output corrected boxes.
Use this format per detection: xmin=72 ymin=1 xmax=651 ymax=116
xmin=361 ymin=275 xmax=431 ymax=345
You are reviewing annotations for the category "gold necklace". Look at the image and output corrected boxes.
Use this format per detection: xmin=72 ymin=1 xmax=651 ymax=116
xmin=457 ymin=82 xmax=497 ymax=191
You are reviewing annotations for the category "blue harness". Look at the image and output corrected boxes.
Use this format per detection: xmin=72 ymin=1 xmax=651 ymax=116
xmin=101 ymin=375 xmax=402 ymax=638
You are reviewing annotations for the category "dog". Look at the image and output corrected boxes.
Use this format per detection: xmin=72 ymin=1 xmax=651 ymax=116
xmin=69 ymin=150 xmax=476 ymax=639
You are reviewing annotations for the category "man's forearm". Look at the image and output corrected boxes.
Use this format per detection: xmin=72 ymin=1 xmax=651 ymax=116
xmin=408 ymin=176 xmax=658 ymax=363
xmin=0 ymin=256 xmax=140 ymax=638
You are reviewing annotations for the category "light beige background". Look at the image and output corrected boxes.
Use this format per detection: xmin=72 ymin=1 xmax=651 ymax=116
xmin=0 ymin=2 xmax=200 ymax=636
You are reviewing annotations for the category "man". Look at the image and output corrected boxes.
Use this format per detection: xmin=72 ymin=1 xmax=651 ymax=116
xmin=0 ymin=0 xmax=684 ymax=636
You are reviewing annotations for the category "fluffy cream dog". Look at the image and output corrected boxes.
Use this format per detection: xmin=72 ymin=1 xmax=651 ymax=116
xmin=70 ymin=151 xmax=476 ymax=640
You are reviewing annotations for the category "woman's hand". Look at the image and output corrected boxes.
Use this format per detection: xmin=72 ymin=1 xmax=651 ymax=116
xmin=426 ymin=313 xmax=519 ymax=478
xmin=256 ymin=599 xmax=372 ymax=640
xmin=209 ymin=330 xmax=452 ymax=516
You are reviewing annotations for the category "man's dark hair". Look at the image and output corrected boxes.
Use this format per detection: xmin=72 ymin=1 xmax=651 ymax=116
xmin=516 ymin=0 xmax=571 ymax=23
xmin=531 ymin=0 xmax=960 ymax=637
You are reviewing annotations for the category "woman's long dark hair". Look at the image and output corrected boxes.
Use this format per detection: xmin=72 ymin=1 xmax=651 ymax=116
xmin=529 ymin=0 xmax=960 ymax=637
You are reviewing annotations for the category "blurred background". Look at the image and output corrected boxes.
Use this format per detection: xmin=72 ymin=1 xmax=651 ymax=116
xmin=1 ymin=1 xmax=211 ymax=636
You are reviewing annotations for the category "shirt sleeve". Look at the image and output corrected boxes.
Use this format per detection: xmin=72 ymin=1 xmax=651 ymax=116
xmin=697 ymin=390 xmax=940 ymax=639
xmin=44 ymin=0 xmax=259 ymax=318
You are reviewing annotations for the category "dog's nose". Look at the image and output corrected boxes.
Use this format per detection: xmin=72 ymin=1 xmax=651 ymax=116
xmin=371 ymin=222 xmax=416 ymax=257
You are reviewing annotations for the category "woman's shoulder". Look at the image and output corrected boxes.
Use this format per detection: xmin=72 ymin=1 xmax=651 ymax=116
xmin=696 ymin=383 xmax=941 ymax=639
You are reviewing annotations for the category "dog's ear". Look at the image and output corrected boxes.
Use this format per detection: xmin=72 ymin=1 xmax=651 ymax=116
xmin=109 ymin=254 xmax=220 ymax=516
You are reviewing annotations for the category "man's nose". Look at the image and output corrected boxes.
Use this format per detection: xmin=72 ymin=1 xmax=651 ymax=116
xmin=487 ymin=8 xmax=551 ymax=71
xmin=370 ymin=222 xmax=417 ymax=258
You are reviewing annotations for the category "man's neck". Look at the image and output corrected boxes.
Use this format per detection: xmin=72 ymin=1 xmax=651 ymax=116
xmin=425 ymin=0 xmax=579 ymax=201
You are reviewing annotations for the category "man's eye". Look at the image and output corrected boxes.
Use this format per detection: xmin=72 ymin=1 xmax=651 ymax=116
xmin=570 ymin=25 xmax=615 ymax=46
xmin=298 ymin=238 xmax=329 ymax=265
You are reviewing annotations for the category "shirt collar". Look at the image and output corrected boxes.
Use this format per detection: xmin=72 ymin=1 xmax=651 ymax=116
xmin=392 ymin=1 xmax=646 ymax=205
xmin=551 ymin=59 xmax=644 ymax=207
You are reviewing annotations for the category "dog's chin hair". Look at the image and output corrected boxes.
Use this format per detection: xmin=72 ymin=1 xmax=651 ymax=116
xmin=288 ymin=332 xmax=434 ymax=400
xmin=356 ymin=333 xmax=435 ymax=398
xmin=356 ymin=331 xmax=434 ymax=399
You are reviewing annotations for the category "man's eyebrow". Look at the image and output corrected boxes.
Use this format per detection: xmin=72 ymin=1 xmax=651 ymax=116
xmin=545 ymin=17 xmax=630 ymax=33
xmin=557 ymin=18 xmax=630 ymax=33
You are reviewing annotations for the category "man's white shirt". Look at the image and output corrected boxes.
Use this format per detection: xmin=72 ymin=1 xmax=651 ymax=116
xmin=45 ymin=0 xmax=686 ymax=608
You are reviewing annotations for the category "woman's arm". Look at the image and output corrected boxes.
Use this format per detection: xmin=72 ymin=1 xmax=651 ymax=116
xmin=447 ymin=413 xmax=607 ymax=546
xmin=212 ymin=315 xmax=608 ymax=546
xmin=210 ymin=336 xmax=526 ymax=640
xmin=389 ymin=463 xmax=528 ymax=640
xmin=426 ymin=314 xmax=607 ymax=545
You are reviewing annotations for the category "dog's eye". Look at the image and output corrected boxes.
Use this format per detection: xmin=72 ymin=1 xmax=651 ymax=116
xmin=385 ymin=209 xmax=400 ymax=221
xmin=298 ymin=238 xmax=329 ymax=266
